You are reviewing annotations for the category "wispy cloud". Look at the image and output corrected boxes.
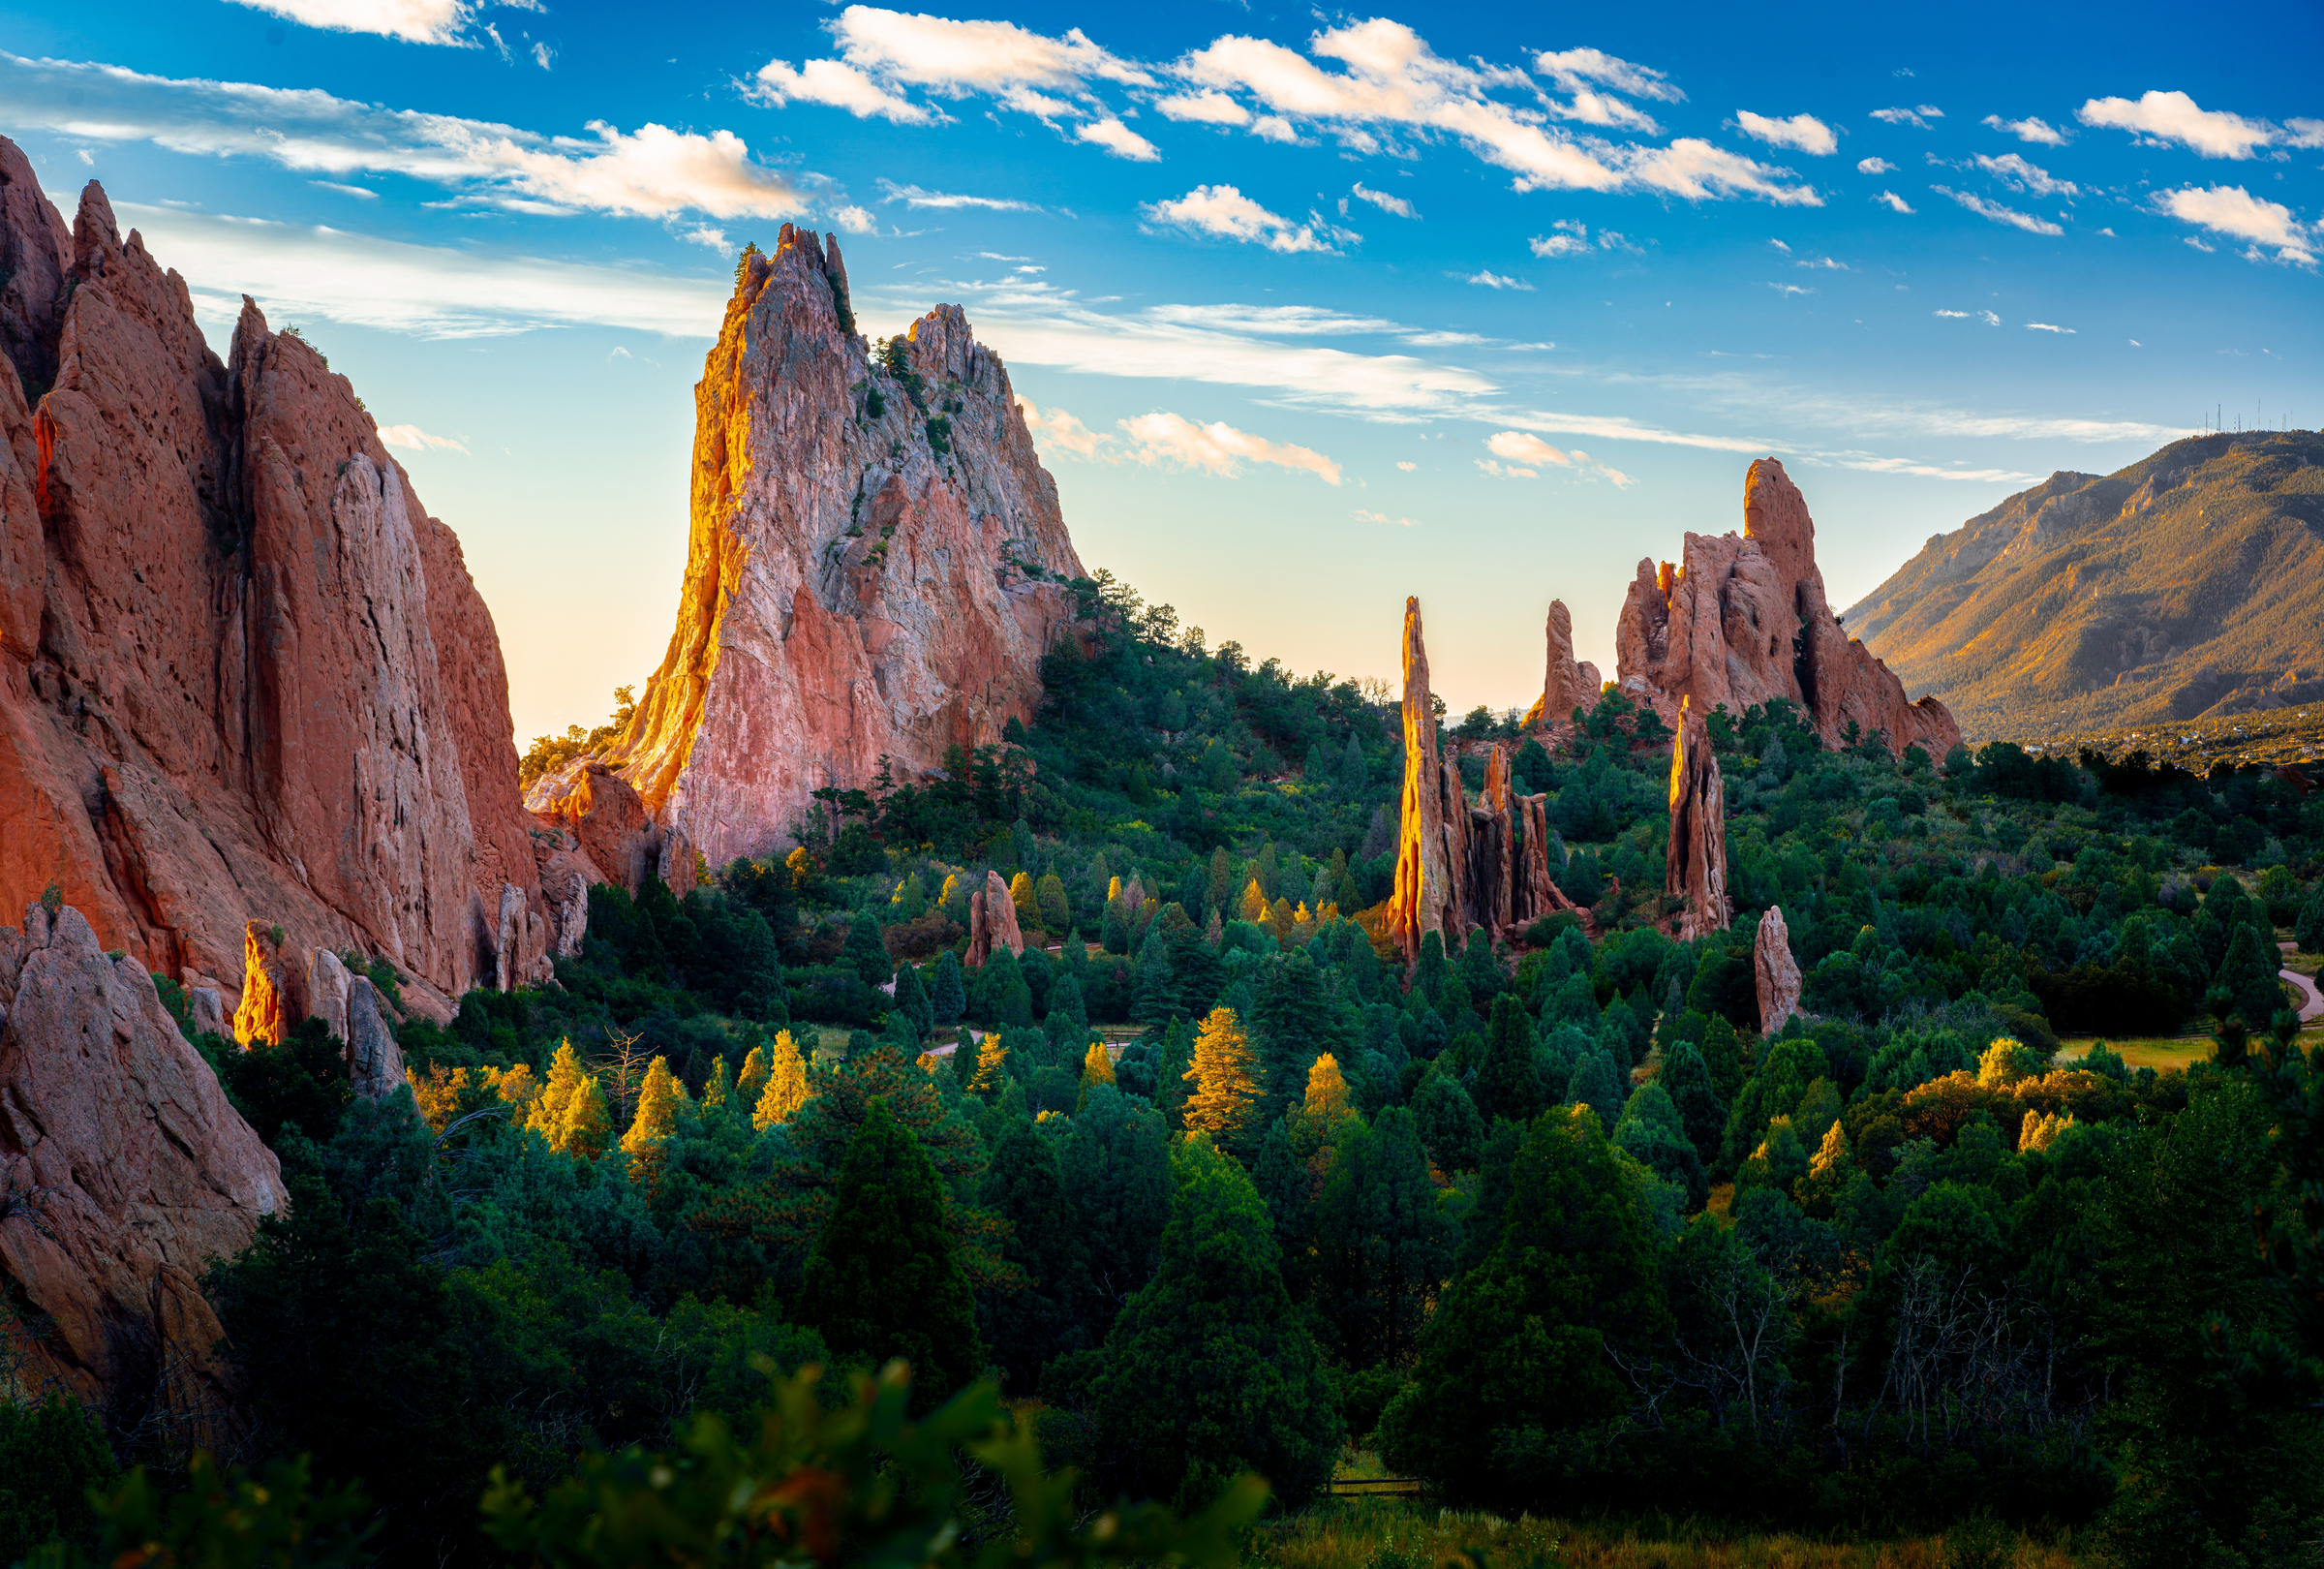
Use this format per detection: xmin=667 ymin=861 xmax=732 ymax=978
xmin=118 ymin=203 xmax=725 ymax=339
xmin=1981 ymin=113 xmax=2067 ymax=145
xmin=1972 ymin=152 xmax=2078 ymax=198
xmin=877 ymin=179 xmax=1040 ymax=211
xmin=1076 ymin=117 xmax=1159 ymax=160
xmin=1933 ymin=309 xmax=2003 ymax=324
xmin=1857 ymin=157 xmax=1895 ymax=173
xmin=2024 ymin=322 xmax=2075 ymax=333
xmin=1462 ymin=269 xmax=1533 ymax=290
xmin=1834 ymin=454 xmax=2044 ymax=482
xmin=1931 ymin=185 xmax=2064 ymax=235
xmin=1142 ymin=184 xmax=1355 ymax=254
xmin=0 ymin=51 xmax=828 ymax=225
xmin=1116 ymin=411 xmax=1340 ymax=482
xmin=1349 ymin=181 xmax=1418 ymax=218
xmin=1353 ymin=508 xmax=1419 ymax=526
xmin=226 ymin=0 xmax=478 ymax=46
xmin=1734 ymin=110 xmax=1837 ymax=156
xmin=1875 ymin=190 xmax=1914 ymax=213
xmin=1014 ymin=396 xmax=1104 ymax=458
xmin=1768 ymin=282 xmax=1816 ymax=295
xmin=376 ymin=420 xmax=469 ymax=451
xmin=1870 ymin=105 xmax=1943 ymax=129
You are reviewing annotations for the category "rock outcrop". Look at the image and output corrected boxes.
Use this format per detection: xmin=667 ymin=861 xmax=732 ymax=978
xmin=0 ymin=143 xmax=569 ymax=1023
xmin=966 ymin=869 xmax=1025 ymax=969
xmin=599 ymin=225 xmax=1084 ymax=868
xmin=526 ymin=758 xmax=663 ymax=896
xmin=1756 ymin=906 xmax=1802 ymax=1034
xmin=1520 ymin=600 xmax=1604 ymax=729
xmin=1665 ymin=702 xmax=1730 ymax=941
xmin=1614 ymin=459 xmax=1961 ymax=760
xmin=0 ymin=903 xmax=285 ymax=1426
xmin=1389 ymin=600 xmax=1589 ymax=966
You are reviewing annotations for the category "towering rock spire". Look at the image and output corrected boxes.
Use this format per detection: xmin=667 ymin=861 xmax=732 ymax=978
xmin=1666 ymin=700 xmax=1730 ymax=941
xmin=1387 ymin=598 xmax=1456 ymax=966
xmin=1521 ymin=599 xmax=1603 ymax=730
xmin=1757 ymin=906 xmax=1802 ymax=1033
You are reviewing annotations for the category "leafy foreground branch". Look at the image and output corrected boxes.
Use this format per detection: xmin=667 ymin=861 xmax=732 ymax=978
xmin=24 ymin=1361 xmax=1264 ymax=1569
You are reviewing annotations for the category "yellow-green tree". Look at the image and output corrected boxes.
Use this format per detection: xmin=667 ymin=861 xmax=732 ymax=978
xmin=1082 ymin=1041 xmax=1116 ymax=1090
xmin=561 ymin=1074 xmax=612 ymax=1159
xmin=737 ymin=1043 xmax=771 ymax=1107
xmin=753 ymin=1030 xmax=813 ymax=1129
xmin=529 ymin=1041 xmax=604 ymax=1155
xmin=1183 ymin=1006 xmax=1261 ymax=1152
xmin=1009 ymin=871 xmax=1041 ymax=931
xmin=1036 ymin=872 xmax=1070 ymax=933
xmin=1237 ymin=878 xmax=1269 ymax=925
xmin=1302 ymin=1053 xmax=1352 ymax=1126
xmin=968 ymin=1032 xmax=1010 ymax=1097
xmin=702 ymin=1057 xmax=733 ymax=1113
xmin=623 ymin=1055 xmax=686 ymax=1181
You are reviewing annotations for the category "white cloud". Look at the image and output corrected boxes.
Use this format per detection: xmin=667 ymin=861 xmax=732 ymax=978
xmin=825 ymin=5 xmax=1152 ymax=98
xmin=1251 ymin=114 xmax=1298 ymax=142
xmin=1395 ymin=460 xmax=1417 ymax=471
xmin=1735 ymin=110 xmax=1837 ymax=155
xmin=1624 ymin=139 xmax=1823 ymax=205
xmin=877 ymin=179 xmax=1039 ymax=211
xmin=1014 ymin=396 xmax=1104 ymax=458
xmin=1143 ymin=302 xmax=1400 ymax=335
xmin=1972 ymin=152 xmax=2078 ymax=197
xmin=1981 ymin=113 xmax=2067 ymax=145
xmin=2077 ymin=90 xmax=2278 ymax=159
xmin=1769 ymin=237 xmax=1791 ymax=253
xmin=2185 ymin=236 xmax=2216 ymax=252
xmin=1075 ymin=117 xmax=1159 ymax=160
xmin=1463 ymin=269 xmax=1532 ymax=290
xmin=531 ymin=41 xmax=553 ymax=71
xmin=1875 ymin=190 xmax=1914 ymax=213
xmin=1353 ymin=508 xmax=1418 ymax=526
xmin=1 ymin=52 xmax=827 ymax=224
xmin=1797 ymin=256 xmax=1848 ymax=270
xmin=1142 ymin=184 xmax=1352 ymax=253
xmin=1932 ymin=185 xmax=2064 ymax=235
xmin=2025 ymin=322 xmax=2075 ymax=333
xmin=1117 ymin=411 xmax=1340 ymax=482
xmin=375 ymin=420 xmax=469 ymax=450
xmin=752 ymin=58 xmax=941 ymax=124
xmin=681 ymin=224 xmax=727 ymax=251
xmin=1532 ymin=47 xmax=1685 ymax=103
xmin=1476 ymin=458 xmax=1537 ymax=477
xmin=1487 ymin=430 xmax=1572 ymax=467
xmin=1871 ymin=106 xmax=1942 ymax=129
xmin=312 ymin=180 xmax=377 ymax=199
xmin=2152 ymin=184 xmax=2314 ymax=264
xmin=1153 ymin=89 xmax=1248 ymax=126
xmin=117 ymin=203 xmax=726 ymax=339
xmin=1933 ymin=309 xmax=2003 ymax=324
xmin=1835 ymin=455 xmax=2044 ymax=483
xmin=1529 ymin=221 xmax=1592 ymax=257
xmin=1769 ymin=282 xmax=1815 ymax=295
xmin=1857 ymin=156 xmax=1895 ymax=173
xmin=226 ymin=0 xmax=472 ymax=46
xmin=2291 ymin=118 xmax=2324 ymax=148
xmin=1351 ymin=181 xmax=1418 ymax=218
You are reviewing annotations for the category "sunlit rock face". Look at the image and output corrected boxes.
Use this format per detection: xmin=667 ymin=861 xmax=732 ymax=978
xmin=0 ymin=143 xmax=561 ymax=1023
xmin=1521 ymin=600 xmax=1604 ymax=730
xmin=0 ymin=903 xmax=286 ymax=1427
xmin=602 ymin=226 xmax=1084 ymax=870
xmin=1615 ymin=459 xmax=1962 ymax=761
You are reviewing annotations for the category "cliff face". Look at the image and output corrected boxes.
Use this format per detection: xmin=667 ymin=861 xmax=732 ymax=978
xmin=1842 ymin=431 xmax=2324 ymax=738
xmin=1615 ymin=458 xmax=1962 ymax=760
xmin=0 ymin=142 xmax=563 ymax=1021
xmin=602 ymin=225 xmax=1084 ymax=869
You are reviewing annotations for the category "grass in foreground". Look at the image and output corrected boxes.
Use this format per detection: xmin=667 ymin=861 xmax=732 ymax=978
xmin=1268 ymin=1501 xmax=2078 ymax=1569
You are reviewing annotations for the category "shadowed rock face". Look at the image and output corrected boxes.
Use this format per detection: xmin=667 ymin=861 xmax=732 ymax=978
xmin=1615 ymin=459 xmax=1961 ymax=761
xmin=601 ymin=225 xmax=1084 ymax=869
xmin=1521 ymin=600 xmax=1604 ymax=730
xmin=1666 ymin=704 xmax=1730 ymax=941
xmin=967 ymin=869 xmax=1024 ymax=969
xmin=0 ymin=143 xmax=564 ymax=1021
xmin=1757 ymin=906 xmax=1802 ymax=1034
xmin=0 ymin=903 xmax=285 ymax=1427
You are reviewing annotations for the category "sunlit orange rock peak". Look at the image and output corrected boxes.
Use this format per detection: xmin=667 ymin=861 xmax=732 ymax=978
xmin=598 ymin=222 xmax=1084 ymax=869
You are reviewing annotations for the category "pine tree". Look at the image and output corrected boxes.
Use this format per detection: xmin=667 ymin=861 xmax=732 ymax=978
xmin=1657 ymin=1039 xmax=1726 ymax=1163
xmin=1101 ymin=903 xmax=1130 ymax=956
xmin=1182 ymin=1006 xmax=1261 ymax=1153
xmin=795 ymin=1097 xmax=983 ymax=1412
xmin=1475 ymin=995 xmax=1544 ymax=1126
xmin=2217 ymin=922 xmax=2287 ymax=1031
xmin=968 ymin=1032 xmax=1011 ymax=1098
xmin=979 ymin=1117 xmax=1093 ymax=1393
xmin=1154 ymin=1016 xmax=1196 ymax=1125
xmin=1082 ymin=1040 xmax=1116 ymax=1093
xmin=1568 ymin=1048 xmax=1623 ymax=1133
xmin=1254 ymin=950 xmax=1342 ymax=1121
xmin=1302 ymin=1053 xmax=1352 ymax=1126
xmin=1310 ymin=1105 xmax=1455 ymax=1367
xmin=561 ymin=1072 xmax=612 ymax=1159
xmin=752 ymin=1029 xmax=813 ymax=1129
xmin=1036 ymin=871 xmax=1070 ymax=933
xmin=1208 ymin=846 xmax=1234 ymax=916
xmin=529 ymin=1039 xmax=586 ymax=1146
xmin=1413 ymin=930 xmax=1450 ymax=1002
xmin=1237 ymin=878 xmax=1269 ymax=925
xmin=844 ymin=910 xmax=892 ymax=987
xmin=1046 ymin=969 xmax=1090 ymax=1054
xmin=930 ymin=949 xmax=967 ymax=1027
xmin=1009 ymin=870 xmax=1041 ymax=933
xmin=1132 ymin=923 xmax=1180 ymax=1025
xmin=702 ymin=1056 xmax=733 ymax=1113
xmin=893 ymin=962 xmax=933 ymax=1041
xmin=1337 ymin=734 xmax=1367 ymax=793
xmin=1092 ymin=1136 xmax=1341 ymax=1512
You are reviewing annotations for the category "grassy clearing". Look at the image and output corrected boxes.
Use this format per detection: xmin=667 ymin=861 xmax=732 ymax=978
xmin=1265 ymin=1500 xmax=2079 ymax=1569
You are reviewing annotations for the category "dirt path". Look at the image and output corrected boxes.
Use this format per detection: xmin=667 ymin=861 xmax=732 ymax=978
xmin=2278 ymin=940 xmax=2323 ymax=1022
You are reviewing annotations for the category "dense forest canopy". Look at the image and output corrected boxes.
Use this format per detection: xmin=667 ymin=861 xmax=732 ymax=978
xmin=9 ymin=569 xmax=2323 ymax=1567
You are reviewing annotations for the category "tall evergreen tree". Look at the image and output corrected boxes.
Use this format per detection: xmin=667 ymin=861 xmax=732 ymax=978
xmin=1092 ymin=1136 xmax=1342 ymax=1512
xmin=1132 ymin=923 xmax=1181 ymax=1025
xmin=1063 ymin=1083 xmax=1174 ymax=1315
xmin=1568 ymin=1048 xmax=1624 ymax=1133
xmin=1047 ymin=969 xmax=1091 ymax=1054
xmin=2217 ymin=922 xmax=2288 ymax=1032
xmin=795 ymin=1097 xmax=983 ymax=1411
xmin=979 ymin=1117 xmax=1094 ymax=1393
xmin=1254 ymin=951 xmax=1344 ymax=1121
xmin=1153 ymin=1015 xmax=1196 ymax=1125
xmin=1411 ymin=1067 xmax=1483 ymax=1172
xmin=1475 ymin=995 xmax=1545 ymax=1126
xmin=1310 ymin=1105 xmax=1457 ymax=1367
xmin=892 ymin=961 xmax=934 ymax=1041
xmin=930 ymin=949 xmax=968 ymax=1027
xmin=845 ymin=910 xmax=893 ymax=987
xmin=1657 ymin=1039 xmax=1726 ymax=1164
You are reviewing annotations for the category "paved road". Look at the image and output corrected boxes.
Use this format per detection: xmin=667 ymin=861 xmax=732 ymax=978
xmin=2278 ymin=941 xmax=2323 ymax=1022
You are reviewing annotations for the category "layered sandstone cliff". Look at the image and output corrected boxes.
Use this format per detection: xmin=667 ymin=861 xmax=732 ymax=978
xmin=1615 ymin=459 xmax=1961 ymax=760
xmin=599 ymin=225 xmax=1084 ymax=868
xmin=0 ymin=902 xmax=285 ymax=1426
xmin=0 ymin=144 xmax=565 ymax=1022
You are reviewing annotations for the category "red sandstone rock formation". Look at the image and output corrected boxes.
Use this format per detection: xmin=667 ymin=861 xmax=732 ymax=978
xmin=0 ymin=903 xmax=286 ymax=1424
xmin=1615 ymin=459 xmax=1961 ymax=760
xmin=1666 ymin=703 xmax=1731 ymax=941
xmin=1388 ymin=600 xmax=1457 ymax=966
xmin=0 ymin=145 xmax=566 ymax=1022
xmin=1757 ymin=906 xmax=1802 ymax=1033
xmin=1521 ymin=600 xmax=1604 ymax=729
xmin=600 ymin=226 xmax=1084 ymax=868
xmin=966 ymin=869 xmax=1025 ymax=969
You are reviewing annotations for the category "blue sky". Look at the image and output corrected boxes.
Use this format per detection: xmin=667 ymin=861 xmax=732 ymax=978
xmin=2 ymin=0 xmax=2318 ymax=743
